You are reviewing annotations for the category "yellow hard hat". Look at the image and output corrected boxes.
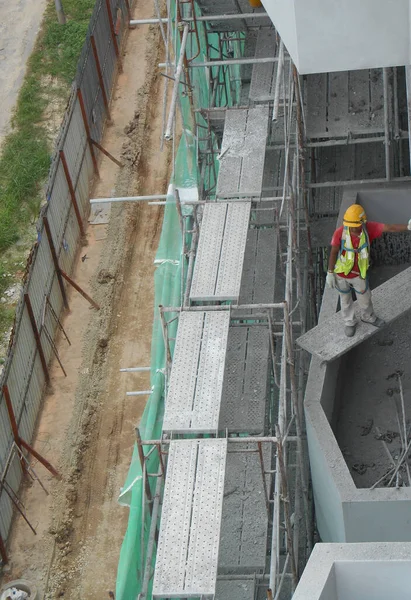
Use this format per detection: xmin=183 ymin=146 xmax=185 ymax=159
xmin=343 ymin=204 xmax=367 ymax=227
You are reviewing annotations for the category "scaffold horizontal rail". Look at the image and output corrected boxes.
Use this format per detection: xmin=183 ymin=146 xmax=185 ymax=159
xmin=297 ymin=266 xmax=411 ymax=362
xmin=153 ymin=439 xmax=227 ymax=598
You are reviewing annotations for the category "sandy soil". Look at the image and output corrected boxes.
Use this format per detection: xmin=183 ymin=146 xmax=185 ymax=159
xmin=0 ymin=2 xmax=172 ymax=598
xmin=0 ymin=0 xmax=48 ymax=148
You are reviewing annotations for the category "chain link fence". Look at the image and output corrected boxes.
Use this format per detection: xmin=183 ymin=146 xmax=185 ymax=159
xmin=0 ymin=0 xmax=132 ymax=554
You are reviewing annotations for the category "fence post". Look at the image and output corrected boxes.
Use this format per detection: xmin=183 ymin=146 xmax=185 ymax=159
xmin=77 ymin=88 xmax=100 ymax=177
xmin=59 ymin=150 xmax=85 ymax=237
xmin=0 ymin=532 xmax=7 ymax=564
xmin=105 ymin=0 xmax=123 ymax=72
xmin=90 ymin=35 xmax=111 ymax=120
xmin=3 ymin=384 xmax=26 ymax=473
xmin=43 ymin=216 xmax=69 ymax=310
xmin=24 ymin=294 xmax=50 ymax=385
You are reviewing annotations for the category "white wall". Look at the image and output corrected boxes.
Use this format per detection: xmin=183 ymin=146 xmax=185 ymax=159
xmin=261 ymin=0 xmax=410 ymax=74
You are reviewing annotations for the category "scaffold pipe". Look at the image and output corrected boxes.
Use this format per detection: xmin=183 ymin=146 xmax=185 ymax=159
xmin=164 ymin=23 xmax=189 ymax=141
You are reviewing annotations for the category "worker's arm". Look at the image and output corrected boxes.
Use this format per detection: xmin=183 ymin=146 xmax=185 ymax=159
xmin=328 ymin=246 xmax=339 ymax=272
xmin=383 ymin=221 xmax=411 ymax=233
xmin=326 ymin=245 xmax=339 ymax=288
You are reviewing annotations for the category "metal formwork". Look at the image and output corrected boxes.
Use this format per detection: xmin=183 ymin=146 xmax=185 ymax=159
xmin=153 ymin=439 xmax=227 ymax=598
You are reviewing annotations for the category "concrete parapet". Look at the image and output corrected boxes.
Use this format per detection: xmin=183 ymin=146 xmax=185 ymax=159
xmin=292 ymin=542 xmax=411 ymax=599
xmin=305 ymin=184 xmax=411 ymax=543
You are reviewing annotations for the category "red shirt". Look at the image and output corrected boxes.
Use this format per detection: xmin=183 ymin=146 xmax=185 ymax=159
xmin=331 ymin=222 xmax=385 ymax=279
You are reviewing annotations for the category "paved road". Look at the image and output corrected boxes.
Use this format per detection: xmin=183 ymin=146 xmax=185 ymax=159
xmin=0 ymin=0 xmax=47 ymax=149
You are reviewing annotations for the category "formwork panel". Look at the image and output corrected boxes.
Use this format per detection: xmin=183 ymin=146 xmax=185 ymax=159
xmin=218 ymin=443 xmax=270 ymax=571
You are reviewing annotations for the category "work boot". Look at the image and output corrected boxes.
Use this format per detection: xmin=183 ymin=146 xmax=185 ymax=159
xmin=345 ymin=324 xmax=356 ymax=337
xmin=362 ymin=317 xmax=386 ymax=328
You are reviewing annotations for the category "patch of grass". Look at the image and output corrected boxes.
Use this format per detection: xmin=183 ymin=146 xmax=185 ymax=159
xmin=0 ymin=0 xmax=95 ymax=334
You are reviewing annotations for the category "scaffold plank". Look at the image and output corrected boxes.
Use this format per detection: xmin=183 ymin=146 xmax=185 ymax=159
xmin=217 ymin=106 xmax=269 ymax=198
xmin=190 ymin=203 xmax=250 ymax=302
xmin=190 ymin=203 xmax=227 ymax=301
xmin=215 ymin=202 xmax=251 ymax=299
xmin=163 ymin=311 xmax=230 ymax=433
xmin=153 ymin=441 xmax=197 ymax=597
xmin=162 ymin=312 xmax=204 ymax=432
xmin=217 ymin=109 xmax=248 ymax=197
xmin=249 ymin=28 xmax=276 ymax=102
xmin=297 ymin=266 xmax=411 ymax=362
xmin=191 ymin=312 xmax=230 ymax=431
xmin=185 ymin=439 xmax=227 ymax=594
xmin=153 ymin=439 xmax=227 ymax=598
xmin=239 ymin=104 xmax=270 ymax=196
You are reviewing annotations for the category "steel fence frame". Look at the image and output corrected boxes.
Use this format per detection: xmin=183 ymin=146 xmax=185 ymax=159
xmin=0 ymin=0 xmax=132 ymax=553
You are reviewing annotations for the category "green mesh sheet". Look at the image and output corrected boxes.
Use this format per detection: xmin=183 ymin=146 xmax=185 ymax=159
xmin=116 ymin=5 xmax=243 ymax=599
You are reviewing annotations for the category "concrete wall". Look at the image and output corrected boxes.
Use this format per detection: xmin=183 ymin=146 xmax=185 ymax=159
xmin=304 ymin=184 xmax=411 ymax=543
xmin=293 ymin=543 xmax=411 ymax=599
xmin=261 ymin=0 xmax=410 ymax=74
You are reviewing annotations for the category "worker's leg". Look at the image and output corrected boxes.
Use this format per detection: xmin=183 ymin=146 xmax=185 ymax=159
xmin=335 ymin=276 xmax=356 ymax=326
xmin=351 ymin=277 xmax=377 ymax=323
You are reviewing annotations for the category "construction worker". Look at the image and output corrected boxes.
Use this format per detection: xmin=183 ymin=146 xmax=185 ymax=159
xmin=326 ymin=204 xmax=411 ymax=337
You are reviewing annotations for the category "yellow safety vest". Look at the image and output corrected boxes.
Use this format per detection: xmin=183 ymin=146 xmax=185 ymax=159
xmin=334 ymin=226 xmax=369 ymax=279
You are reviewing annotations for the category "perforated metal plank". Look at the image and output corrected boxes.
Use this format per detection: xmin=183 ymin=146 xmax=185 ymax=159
xmin=191 ymin=312 xmax=230 ymax=432
xmin=162 ymin=312 xmax=204 ymax=433
xmin=185 ymin=439 xmax=227 ymax=595
xmin=217 ymin=109 xmax=248 ymax=197
xmin=249 ymin=29 xmax=276 ymax=102
xmin=239 ymin=105 xmax=269 ymax=196
xmin=215 ymin=202 xmax=251 ymax=300
xmin=190 ymin=203 xmax=227 ymax=301
xmin=218 ymin=443 xmax=269 ymax=571
xmin=305 ymin=73 xmax=328 ymax=138
xmin=153 ymin=441 xmax=197 ymax=597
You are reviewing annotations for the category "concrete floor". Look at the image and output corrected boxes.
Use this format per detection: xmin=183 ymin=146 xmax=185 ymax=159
xmin=335 ymin=264 xmax=411 ymax=488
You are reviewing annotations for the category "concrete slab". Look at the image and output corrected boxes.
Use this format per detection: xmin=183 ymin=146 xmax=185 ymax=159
xmin=292 ymin=542 xmax=411 ymax=600
xmin=215 ymin=579 xmax=255 ymax=600
xmin=297 ymin=265 xmax=411 ymax=362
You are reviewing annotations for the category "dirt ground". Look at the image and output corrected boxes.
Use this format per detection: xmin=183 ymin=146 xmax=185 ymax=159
xmin=0 ymin=0 xmax=48 ymax=147
xmin=0 ymin=3 xmax=172 ymax=598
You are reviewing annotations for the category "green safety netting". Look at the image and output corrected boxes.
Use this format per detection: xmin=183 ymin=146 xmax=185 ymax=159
xmin=116 ymin=5 xmax=243 ymax=598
